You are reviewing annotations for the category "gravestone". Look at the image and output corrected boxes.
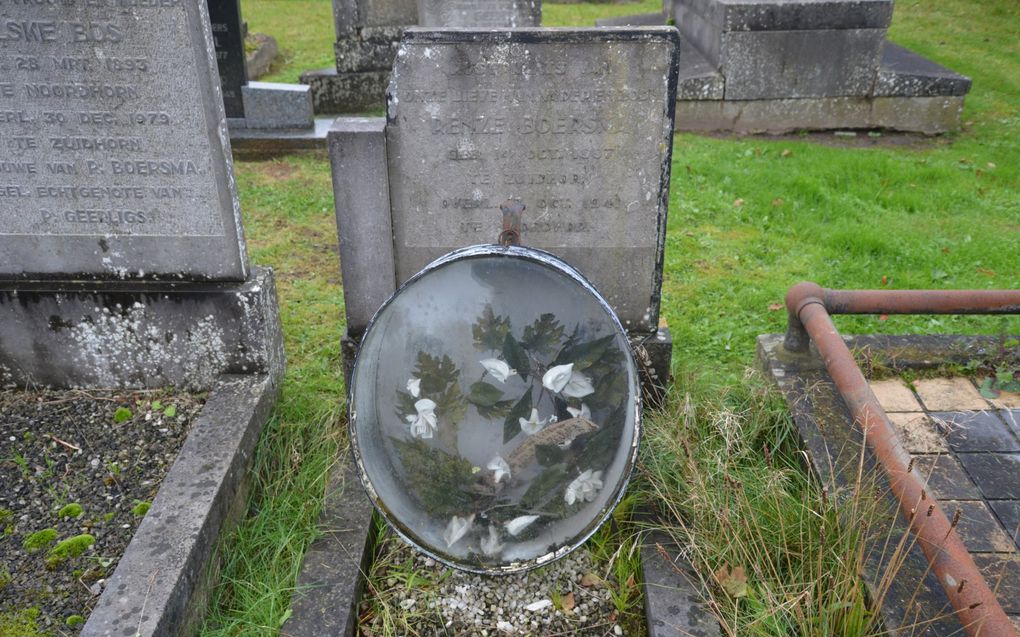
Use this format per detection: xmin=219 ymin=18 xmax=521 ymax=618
xmin=0 ymin=3 xmax=283 ymax=633
xmin=330 ymin=28 xmax=678 ymax=389
xmin=209 ymin=0 xmax=248 ymax=118
xmin=659 ymin=0 xmax=972 ymax=133
xmin=385 ymin=29 xmax=678 ymax=334
xmin=0 ymin=1 xmax=247 ymax=281
xmin=204 ymin=0 xmax=319 ymax=151
xmin=301 ymin=0 xmax=419 ymax=113
xmin=417 ymin=0 xmax=541 ymax=27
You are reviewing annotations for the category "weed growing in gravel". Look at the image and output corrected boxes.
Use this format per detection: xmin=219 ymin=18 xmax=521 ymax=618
xmin=65 ymin=614 xmax=84 ymax=628
xmin=132 ymin=501 xmax=151 ymax=517
xmin=46 ymin=534 xmax=95 ymax=569
xmin=0 ymin=607 xmax=41 ymax=637
xmin=22 ymin=529 xmax=57 ymax=553
xmin=57 ymin=503 xmax=83 ymax=519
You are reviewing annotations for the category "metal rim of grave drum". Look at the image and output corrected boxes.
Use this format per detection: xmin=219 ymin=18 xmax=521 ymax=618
xmin=348 ymin=243 xmax=643 ymax=574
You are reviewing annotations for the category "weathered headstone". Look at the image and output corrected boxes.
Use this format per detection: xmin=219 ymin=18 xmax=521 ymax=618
xmin=385 ymin=29 xmax=679 ymax=333
xmin=0 ymin=6 xmax=283 ymax=633
xmin=209 ymin=0 xmax=249 ymax=118
xmin=0 ymin=1 xmax=247 ymax=280
xmin=417 ymin=0 xmax=541 ymax=27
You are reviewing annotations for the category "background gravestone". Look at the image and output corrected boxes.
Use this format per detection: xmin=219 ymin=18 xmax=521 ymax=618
xmin=209 ymin=0 xmax=249 ymax=118
xmin=0 ymin=4 xmax=283 ymax=633
xmin=417 ymin=0 xmax=541 ymax=27
xmin=0 ymin=1 xmax=247 ymax=281
xmin=302 ymin=0 xmax=419 ymax=113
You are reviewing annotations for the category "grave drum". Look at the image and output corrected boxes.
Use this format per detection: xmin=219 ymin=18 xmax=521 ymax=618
xmin=350 ymin=244 xmax=641 ymax=573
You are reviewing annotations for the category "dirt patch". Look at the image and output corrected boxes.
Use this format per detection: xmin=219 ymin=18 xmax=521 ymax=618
xmin=0 ymin=389 xmax=204 ymax=635
xmin=258 ymin=160 xmax=297 ymax=181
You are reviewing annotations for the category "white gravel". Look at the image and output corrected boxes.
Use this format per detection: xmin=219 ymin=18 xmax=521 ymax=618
xmin=362 ymin=537 xmax=627 ymax=636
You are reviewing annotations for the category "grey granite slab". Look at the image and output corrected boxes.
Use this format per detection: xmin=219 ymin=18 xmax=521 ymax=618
xmin=875 ymin=42 xmax=973 ymax=97
xmin=385 ymin=28 xmax=680 ymax=333
xmin=720 ymin=28 xmax=885 ymax=99
xmin=0 ymin=1 xmax=248 ymax=281
xmin=241 ymin=82 xmax=315 ymax=129
xmin=418 ymin=0 xmax=541 ymax=27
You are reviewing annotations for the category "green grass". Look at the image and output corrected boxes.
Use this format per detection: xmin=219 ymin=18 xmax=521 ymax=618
xmin=203 ymin=1 xmax=1020 ymax=635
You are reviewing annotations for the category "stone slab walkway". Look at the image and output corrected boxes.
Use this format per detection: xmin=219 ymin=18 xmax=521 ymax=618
xmin=759 ymin=333 xmax=1020 ymax=635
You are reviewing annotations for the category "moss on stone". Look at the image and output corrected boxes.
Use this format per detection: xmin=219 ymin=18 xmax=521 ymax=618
xmin=22 ymin=528 xmax=58 ymax=553
xmin=45 ymin=534 xmax=95 ymax=569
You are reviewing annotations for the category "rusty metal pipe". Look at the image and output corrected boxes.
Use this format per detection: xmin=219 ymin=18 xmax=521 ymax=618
xmin=784 ymin=283 xmax=1020 ymax=352
xmin=785 ymin=282 xmax=1018 ymax=637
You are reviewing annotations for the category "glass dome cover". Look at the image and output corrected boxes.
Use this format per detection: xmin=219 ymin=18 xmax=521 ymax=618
xmin=350 ymin=244 xmax=641 ymax=573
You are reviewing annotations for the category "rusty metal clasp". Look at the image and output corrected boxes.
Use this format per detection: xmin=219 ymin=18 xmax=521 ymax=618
xmin=499 ymin=199 xmax=524 ymax=247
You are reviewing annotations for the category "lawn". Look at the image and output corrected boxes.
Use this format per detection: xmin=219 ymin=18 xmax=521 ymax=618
xmin=196 ymin=1 xmax=1020 ymax=635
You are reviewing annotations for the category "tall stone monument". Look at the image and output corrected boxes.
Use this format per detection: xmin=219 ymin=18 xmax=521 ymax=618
xmin=328 ymin=27 xmax=679 ymax=385
xmin=0 ymin=2 xmax=283 ymax=634
xmin=417 ymin=0 xmax=541 ymax=27
xmin=654 ymin=0 xmax=972 ymax=132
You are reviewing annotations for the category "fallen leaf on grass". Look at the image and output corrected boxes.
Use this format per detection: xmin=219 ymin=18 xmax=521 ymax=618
xmin=781 ymin=149 xmax=793 ymax=158
xmin=714 ymin=564 xmax=748 ymax=598
xmin=580 ymin=572 xmax=601 ymax=588
xmin=977 ymin=267 xmax=997 ymax=277
xmin=768 ymin=303 xmax=783 ymax=312
xmin=733 ymin=198 xmax=745 ymax=207
xmin=879 ymin=314 xmax=889 ymax=321
xmin=881 ymin=275 xmax=888 ymax=286
xmin=771 ymin=197 xmax=784 ymax=207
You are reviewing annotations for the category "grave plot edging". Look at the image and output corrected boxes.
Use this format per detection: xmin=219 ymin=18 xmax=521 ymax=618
xmin=81 ymin=371 xmax=283 ymax=637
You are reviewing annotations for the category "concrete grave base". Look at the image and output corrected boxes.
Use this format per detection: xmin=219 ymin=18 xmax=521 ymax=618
xmin=677 ymin=94 xmax=966 ymax=134
xmin=0 ymin=267 xmax=284 ymax=390
xmin=229 ymin=117 xmax=336 ymax=156
xmin=757 ymin=333 xmax=1020 ymax=634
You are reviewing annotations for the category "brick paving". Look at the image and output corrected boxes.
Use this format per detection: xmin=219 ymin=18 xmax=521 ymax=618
xmin=758 ymin=334 xmax=1020 ymax=635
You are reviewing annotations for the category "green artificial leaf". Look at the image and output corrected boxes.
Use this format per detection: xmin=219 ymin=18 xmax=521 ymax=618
xmin=535 ymin=444 xmax=565 ymax=466
xmin=504 ymin=387 xmax=533 ymax=443
xmin=502 ymin=332 xmax=531 ymax=381
xmin=522 ymin=313 xmax=565 ymax=356
xmin=113 ymin=407 xmax=132 ymax=424
xmin=434 ymin=383 xmax=467 ymax=427
xmin=979 ymin=377 xmax=999 ymax=399
xmin=477 ymin=399 xmax=514 ymax=420
xmin=468 ymin=381 xmax=504 ymax=408
xmin=554 ymin=334 xmax=615 ymax=371
xmin=520 ymin=463 xmax=568 ymax=511
xmin=472 ymin=304 xmax=512 ymax=351
xmin=415 ymin=352 xmax=460 ymax=395
xmin=391 ymin=437 xmax=484 ymax=517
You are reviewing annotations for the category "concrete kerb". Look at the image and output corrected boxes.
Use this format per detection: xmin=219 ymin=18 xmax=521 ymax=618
xmin=83 ymin=372 xmax=283 ymax=637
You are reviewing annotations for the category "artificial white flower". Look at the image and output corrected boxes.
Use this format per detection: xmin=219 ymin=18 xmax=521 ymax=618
xmin=519 ymin=408 xmax=548 ymax=435
xmin=487 ymin=455 xmax=511 ymax=484
xmin=564 ymin=469 xmax=604 ymax=505
xmin=406 ymin=377 xmax=421 ymax=398
xmin=480 ymin=358 xmax=516 ymax=383
xmin=480 ymin=525 xmax=504 ymax=556
xmin=567 ymin=403 xmax=591 ymax=419
xmin=443 ymin=514 xmax=474 ymax=548
xmin=406 ymin=398 xmax=438 ymax=439
xmin=562 ymin=372 xmax=594 ymax=398
xmin=543 ymin=363 xmax=595 ymax=398
xmin=542 ymin=363 xmax=574 ymax=393
xmin=505 ymin=514 xmax=539 ymax=536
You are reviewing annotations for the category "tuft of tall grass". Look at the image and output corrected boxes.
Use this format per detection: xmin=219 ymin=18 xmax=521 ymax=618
xmin=639 ymin=372 xmax=949 ymax=637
